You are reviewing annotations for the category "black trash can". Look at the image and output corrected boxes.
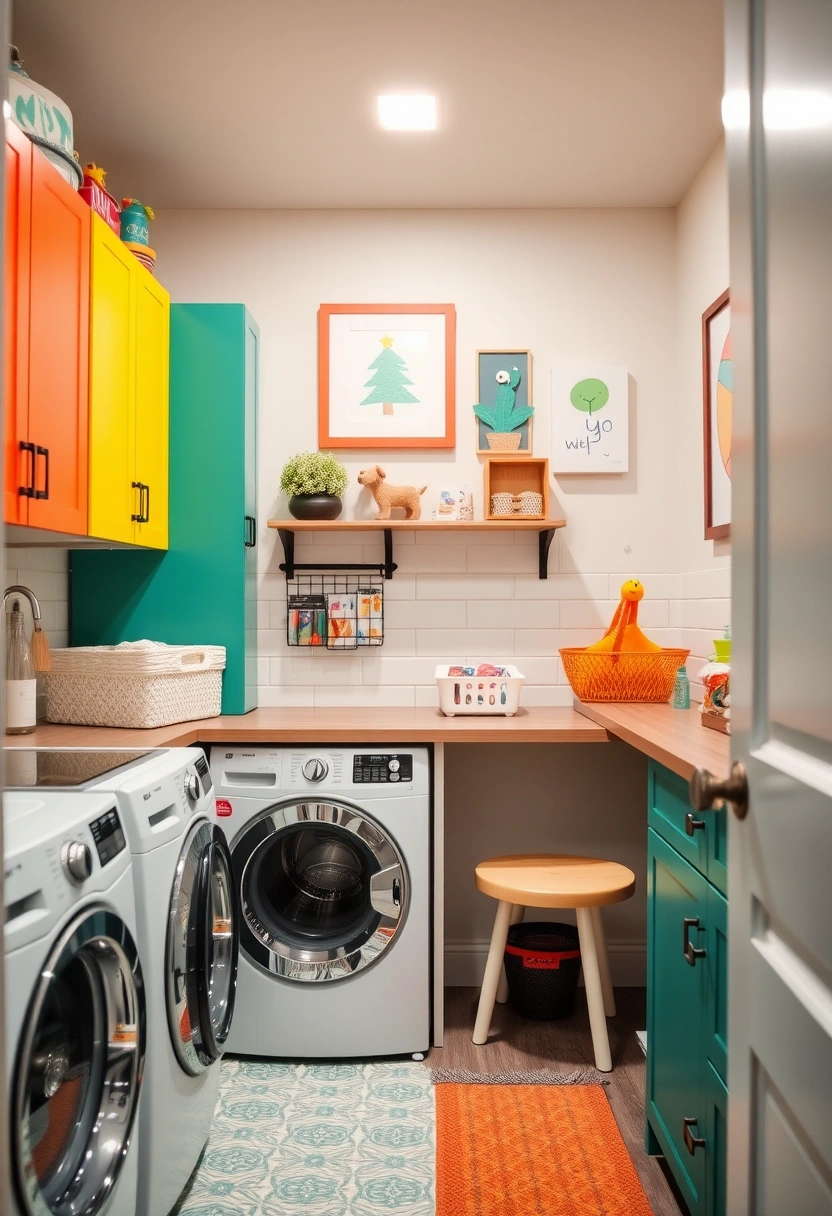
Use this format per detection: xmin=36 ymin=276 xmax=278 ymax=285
xmin=504 ymin=922 xmax=582 ymax=1019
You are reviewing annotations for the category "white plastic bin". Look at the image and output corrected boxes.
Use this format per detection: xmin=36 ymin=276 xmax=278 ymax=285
xmin=435 ymin=664 xmax=525 ymax=716
xmin=45 ymin=642 xmax=226 ymax=728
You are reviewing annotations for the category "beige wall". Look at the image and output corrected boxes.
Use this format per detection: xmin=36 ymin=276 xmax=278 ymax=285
xmin=154 ymin=207 xmax=680 ymax=710
xmin=676 ymin=142 xmax=732 ymax=695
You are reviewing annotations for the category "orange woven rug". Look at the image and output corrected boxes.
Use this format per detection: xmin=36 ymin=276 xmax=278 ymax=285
xmin=435 ymin=1083 xmax=654 ymax=1216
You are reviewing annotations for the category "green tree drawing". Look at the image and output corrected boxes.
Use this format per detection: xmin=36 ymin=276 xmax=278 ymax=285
xmin=570 ymin=377 xmax=610 ymax=416
xmin=360 ymin=336 xmax=419 ymax=416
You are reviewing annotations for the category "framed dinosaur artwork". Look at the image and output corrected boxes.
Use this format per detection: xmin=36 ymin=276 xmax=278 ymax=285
xmin=318 ymin=304 xmax=456 ymax=449
xmin=474 ymin=350 xmax=533 ymax=456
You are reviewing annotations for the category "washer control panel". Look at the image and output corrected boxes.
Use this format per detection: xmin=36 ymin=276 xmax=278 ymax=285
xmin=352 ymin=754 xmax=413 ymax=784
xmin=89 ymin=808 xmax=127 ymax=866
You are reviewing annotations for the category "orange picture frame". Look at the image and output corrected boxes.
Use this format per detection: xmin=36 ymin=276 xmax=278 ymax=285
xmin=318 ymin=303 xmax=456 ymax=449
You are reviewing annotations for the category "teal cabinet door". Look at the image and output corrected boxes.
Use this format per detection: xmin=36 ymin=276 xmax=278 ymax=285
xmin=704 ymin=1062 xmax=728 ymax=1216
xmin=72 ymin=304 xmax=260 ymax=714
xmin=646 ymin=827 xmax=708 ymax=1215
xmin=705 ymin=881 xmax=728 ymax=1085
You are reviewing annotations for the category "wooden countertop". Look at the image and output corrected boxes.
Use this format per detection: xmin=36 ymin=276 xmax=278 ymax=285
xmin=17 ymin=706 xmax=609 ymax=749
xmin=574 ymin=700 xmax=731 ymax=782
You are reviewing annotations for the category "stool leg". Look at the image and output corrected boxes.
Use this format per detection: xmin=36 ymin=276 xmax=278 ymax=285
xmin=473 ymin=900 xmax=514 ymax=1045
xmin=496 ymin=905 xmax=524 ymax=1004
xmin=576 ymin=906 xmax=612 ymax=1072
xmin=591 ymin=905 xmax=616 ymax=1017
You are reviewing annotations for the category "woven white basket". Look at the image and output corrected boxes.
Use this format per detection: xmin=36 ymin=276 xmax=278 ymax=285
xmin=45 ymin=642 xmax=226 ymax=728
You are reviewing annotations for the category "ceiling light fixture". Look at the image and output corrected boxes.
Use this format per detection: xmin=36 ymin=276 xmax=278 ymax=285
xmin=377 ymin=94 xmax=437 ymax=131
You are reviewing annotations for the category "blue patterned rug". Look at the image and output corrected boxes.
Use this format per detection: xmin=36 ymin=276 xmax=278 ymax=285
xmin=173 ymin=1059 xmax=435 ymax=1215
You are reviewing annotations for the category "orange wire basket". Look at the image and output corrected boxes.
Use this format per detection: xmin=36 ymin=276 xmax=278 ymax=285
xmin=560 ymin=648 xmax=690 ymax=703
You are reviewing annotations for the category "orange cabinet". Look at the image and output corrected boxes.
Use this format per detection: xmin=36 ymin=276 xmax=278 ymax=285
xmin=4 ymin=122 xmax=90 ymax=533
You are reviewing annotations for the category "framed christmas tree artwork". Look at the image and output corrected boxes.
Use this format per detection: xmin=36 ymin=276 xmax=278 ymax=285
xmin=318 ymin=304 xmax=456 ymax=449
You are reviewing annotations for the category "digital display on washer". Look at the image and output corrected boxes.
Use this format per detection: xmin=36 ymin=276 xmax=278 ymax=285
xmin=353 ymin=754 xmax=413 ymax=784
xmin=89 ymin=808 xmax=127 ymax=865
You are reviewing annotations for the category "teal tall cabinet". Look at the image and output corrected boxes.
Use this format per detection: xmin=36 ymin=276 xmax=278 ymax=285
xmin=71 ymin=304 xmax=259 ymax=714
xmin=645 ymin=760 xmax=728 ymax=1216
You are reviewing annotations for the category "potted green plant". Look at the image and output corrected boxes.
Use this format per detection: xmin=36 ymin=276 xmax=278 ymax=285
xmin=280 ymin=451 xmax=349 ymax=520
xmin=473 ymin=367 xmax=534 ymax=451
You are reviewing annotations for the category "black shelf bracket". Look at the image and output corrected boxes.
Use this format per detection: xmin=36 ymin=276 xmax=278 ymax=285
xmin=278 ymin=527 xmax=398 ymax=581
xmin=539 ymin=528 xmax=556 ymax=579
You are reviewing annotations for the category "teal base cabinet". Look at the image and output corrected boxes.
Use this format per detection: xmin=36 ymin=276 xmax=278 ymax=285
xmin=71 ymin=304 xmax=259 ymax=714
xmin=645 ymin=761 xmax=728 ymax=1216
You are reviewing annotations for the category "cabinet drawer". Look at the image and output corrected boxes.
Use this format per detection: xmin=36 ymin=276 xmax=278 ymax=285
xmin=648 ymin=760 xmax=727 ymax=893
xmin=646 ymin=827 xmax=708 ymax=1214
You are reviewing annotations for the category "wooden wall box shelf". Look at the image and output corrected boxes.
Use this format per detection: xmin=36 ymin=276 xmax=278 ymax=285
xmin=267 ymin=516 xmax=567 ymax=580
xmin=483 ymin=457 xmax=550 ymax=521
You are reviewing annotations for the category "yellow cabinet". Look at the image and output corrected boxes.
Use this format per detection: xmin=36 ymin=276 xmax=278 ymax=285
xmin=89 ymin=215 xmax=169 ymax=548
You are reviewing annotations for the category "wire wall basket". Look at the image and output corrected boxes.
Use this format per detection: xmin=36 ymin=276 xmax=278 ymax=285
xmin=286 ymin=574 xmax=384 ymax=650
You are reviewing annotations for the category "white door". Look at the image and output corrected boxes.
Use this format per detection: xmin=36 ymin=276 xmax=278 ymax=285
xmin=722 ymin=0 xmax=832 ymax=1210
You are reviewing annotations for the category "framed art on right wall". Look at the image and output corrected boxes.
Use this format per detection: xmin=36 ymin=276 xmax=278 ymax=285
xmin=703 ymin=289 xmax=731 ymax=539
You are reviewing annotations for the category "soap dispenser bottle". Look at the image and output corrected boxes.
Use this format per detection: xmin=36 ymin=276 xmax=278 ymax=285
xmin=6 ymin=599 xmax=36 ymax=734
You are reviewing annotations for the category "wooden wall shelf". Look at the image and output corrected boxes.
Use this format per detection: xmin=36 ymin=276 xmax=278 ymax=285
xmin=267 ymin=517 xmax=566 ymax=580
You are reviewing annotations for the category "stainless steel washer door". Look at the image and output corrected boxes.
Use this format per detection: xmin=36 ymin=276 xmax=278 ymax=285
xmin=13 ymin=906 xmax=146 ymax=1216
xmin=166 ymin=820 xmax=239 ymax=1076
xmin=232 ymin=799 xmax=407 ymax=983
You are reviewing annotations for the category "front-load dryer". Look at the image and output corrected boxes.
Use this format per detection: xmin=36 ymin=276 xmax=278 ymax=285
xmin=6 ymin=746 xmax=239 ymax=1216
xmin=210 ymin=745 xmax=431 ymax=1058
xmin=3 ymin=788 xmax=145 ymax=1216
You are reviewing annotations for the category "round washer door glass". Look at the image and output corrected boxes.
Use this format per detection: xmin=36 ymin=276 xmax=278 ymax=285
xmin=234 ymin=800 xmax=407 ymax=983
xmin=167 ymin=821 xmax=239 ymax=1076
xmin=13 ymin=906 xmax=146 ymax=1216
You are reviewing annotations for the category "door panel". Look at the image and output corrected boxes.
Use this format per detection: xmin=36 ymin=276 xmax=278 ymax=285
xmin=704 ymin=1063 xmax=728 ymax=1216
xmin=725 ymin=0 xmax=832 ymax=1209
xmin=89 ymin=215 xmax=135 ymax=543
xmin=705 ymin=882 xmax=728 ymax=1085
xmin=646 ymin=828 xmax=707 ymax=1213
xmin=243 ymin=315 xmax=258 ymax=709
xmin=4 ymin=121 xmax=31 ymax=524
xmin=27 ymin=147 xmax=89 ymax=534
xmin=648 ymin=761 xmax=708 ymax=874
xmin=133 ymin=271 xmax=169 ymax=549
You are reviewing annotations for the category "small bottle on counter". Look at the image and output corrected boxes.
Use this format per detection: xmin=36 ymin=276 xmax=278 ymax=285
xmin=671 ymin=665 xmax=691 ymax=710
xmin=6 ymin=599 xmax=36 ymax=734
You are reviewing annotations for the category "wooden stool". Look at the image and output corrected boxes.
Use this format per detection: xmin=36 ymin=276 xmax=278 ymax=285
xmin=472 ymin=854 xmax=636 ymax=1072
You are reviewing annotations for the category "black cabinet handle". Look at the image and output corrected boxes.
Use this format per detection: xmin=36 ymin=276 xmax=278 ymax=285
xmin=131 ymin=481 xmax=144 ymax=522
xmin=683 ymin=1117 xmax=706 ymax=1155
xmin=143 ymin=482 xmax=150 ymax=523
xmin=683 ymin=917 xmax=706 ymax=966
xmin=244 ymin=515 xmax=257 ymax=547
xmin=685 ymin=812 xmax=706 ymax=836
xmin=18 ymin=441 xmax=35 ymax=497
xmin=34 ymin=445 xmax=48 ymax=499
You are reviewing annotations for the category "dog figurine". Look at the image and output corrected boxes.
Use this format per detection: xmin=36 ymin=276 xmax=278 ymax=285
xmin=358 ymin=465 xmax=428 ymax=520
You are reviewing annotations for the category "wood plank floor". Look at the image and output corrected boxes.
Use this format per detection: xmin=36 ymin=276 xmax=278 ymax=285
xmin=427 ymin=988 xmax=686 ymax=1216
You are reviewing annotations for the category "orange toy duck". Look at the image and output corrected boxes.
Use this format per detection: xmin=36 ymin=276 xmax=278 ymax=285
xmin=586 ymin=579 xmax=661 ymax=653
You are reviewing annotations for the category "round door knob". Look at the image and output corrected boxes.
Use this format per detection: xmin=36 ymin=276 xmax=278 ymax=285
xmin=185 ymin=772 xmax=201 ymax=806
xmin=61 ymin=840 xmax=93 ymax=884
xmin=302 ymin=758 xmax=329 ymax=783
xmin=689 ymin=761 xmax=749 ymax=819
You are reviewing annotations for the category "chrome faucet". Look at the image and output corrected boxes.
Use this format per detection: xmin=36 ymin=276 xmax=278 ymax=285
xmin=3 ymin=584 xmax=44 ymax=624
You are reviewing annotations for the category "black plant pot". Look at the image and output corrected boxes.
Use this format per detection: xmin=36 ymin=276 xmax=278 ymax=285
xmin=288 ymin=493 xmax=343 ymax=521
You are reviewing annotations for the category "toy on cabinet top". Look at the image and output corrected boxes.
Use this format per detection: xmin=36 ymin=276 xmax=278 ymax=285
xmin=79 ymin=164 xmax=120 ymax=234
xmin=474 ymin=361 xmax=534 ymax=453
xmin=121 ymin=198 xmax=157 ymax=274
xmin=8 ymin=44 xmax=82 ymax=188
xmin=358 ymin=466 xmax=427 ymax=521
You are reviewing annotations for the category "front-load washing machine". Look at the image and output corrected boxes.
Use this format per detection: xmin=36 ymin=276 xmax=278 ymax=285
xmin=210 ymin=745 xmax=431 ymax=1058
xmin=6 ymin=746 xmax=239 ymax=1216
xmin=3 ymin=788 xmax=145 ymax=1216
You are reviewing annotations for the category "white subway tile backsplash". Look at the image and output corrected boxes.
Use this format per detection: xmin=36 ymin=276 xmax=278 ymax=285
xmin=466 ymin=546 xmax=544 ymax=574
xmin=513 ymin=574 xmax=610 ymax=600
xmin=258 ymin=685 xmax=315 ymax=707
xmin=313 ymin=686 xmax=416 ymax=707
xmin=415 ymin=629 xmax=513 ymax=656
xmin=416 ymin=575 xmax=514 ymax=601
xmin=386 ymin=600 xmax=466 ymax=629
xmin=466 ymin=599 xmax=560 ymax=629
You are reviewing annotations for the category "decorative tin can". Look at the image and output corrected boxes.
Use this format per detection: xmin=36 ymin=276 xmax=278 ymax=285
xmin=8 ymin=46 xmax=81 ymax=188
xmin=120 ymin=199 xmax=155 ymax=247
xmin=79 ymin=165 xmax=121 ymax=234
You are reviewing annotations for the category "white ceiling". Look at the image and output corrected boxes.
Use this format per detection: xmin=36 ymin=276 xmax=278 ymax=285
xmin=14 ymin=0 xmax=724 ymax=210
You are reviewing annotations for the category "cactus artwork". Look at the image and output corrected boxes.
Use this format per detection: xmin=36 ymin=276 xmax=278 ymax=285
xmin=474 ymin=365 xmax=534 ymax=452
